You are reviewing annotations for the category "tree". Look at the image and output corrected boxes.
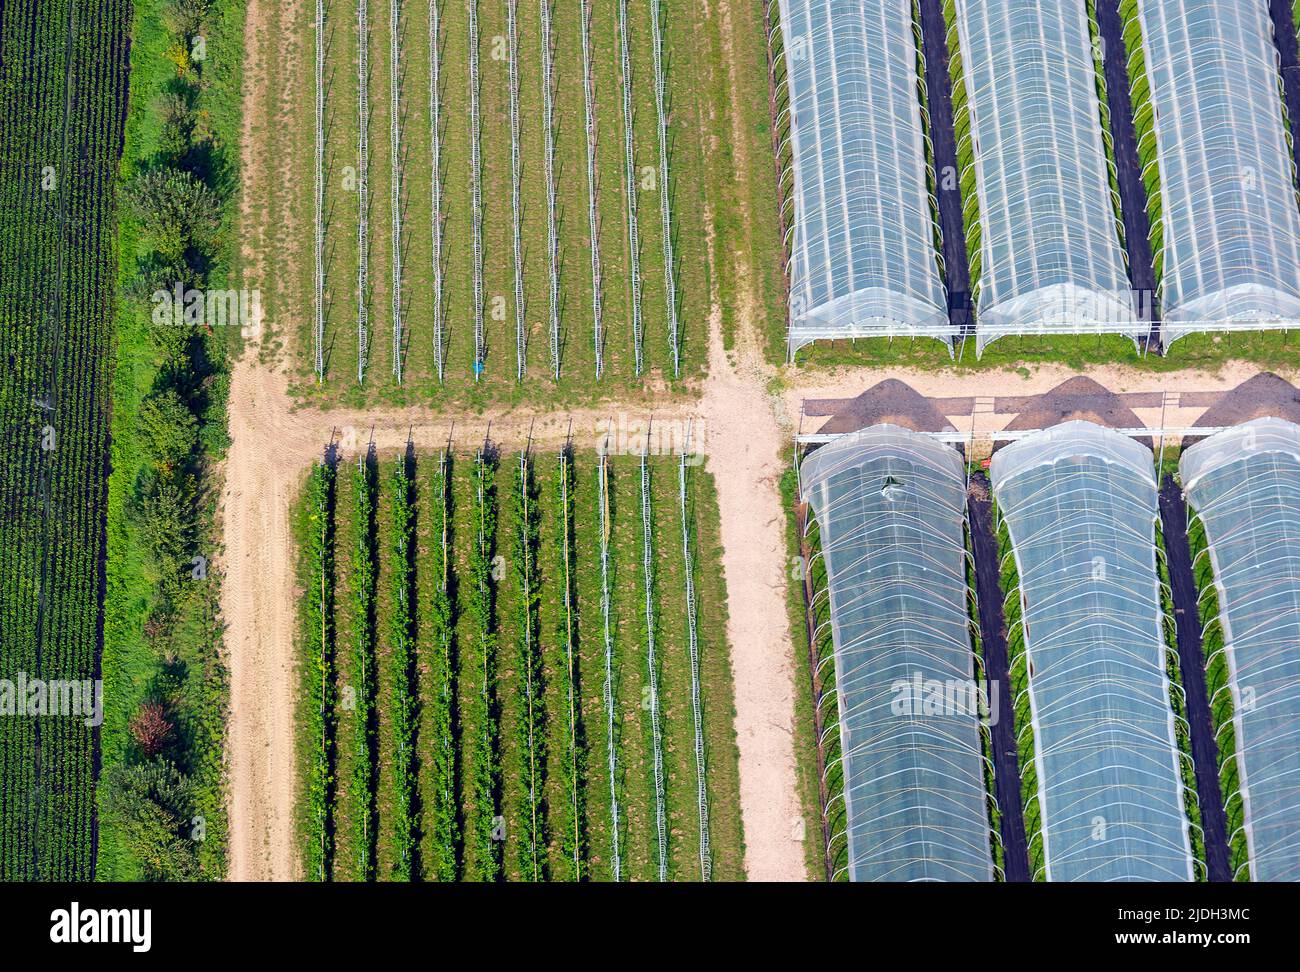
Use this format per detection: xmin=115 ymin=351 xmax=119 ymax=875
xmin=138 ymin=388 xmax=199 ymax=473
xmin=138 ymin=477 xmax=198 ymax=598
xmin=127 ymin=168 xmax=221 ymax=266
xmin=101 ymin=760 xmax=201 ymax=881
xmin=129 ymin=702 xmax=176 ymax=758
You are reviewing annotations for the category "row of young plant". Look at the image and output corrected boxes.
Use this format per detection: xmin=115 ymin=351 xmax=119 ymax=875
xmin=942 ymin=0 xmax=983 ymax=302
xmin=98 ymin=0 xmax=247 ymax=880
xmin=0 ymin=0 xmax=132 ymax=880
xmin=1184 ymin=507 xmax=1251 ymax=879
xmin=962 ymin=498 xmax=1005 ymax=880
xmin=299 ymin=448 xmax=740 ymax=880
xmin=992 ymin=501 xmax=1047 ymax=880
xmin=1153 ymin=515 xmax=1208 ymax=876
xmin=794 ymin=498 xmax=849 ymax=881
xmin=1117 ymin=0 xmax=1165 ymax=279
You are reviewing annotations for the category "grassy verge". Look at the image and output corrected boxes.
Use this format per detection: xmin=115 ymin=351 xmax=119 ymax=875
xmin=98 ymin=0 xmax=246 ymax=880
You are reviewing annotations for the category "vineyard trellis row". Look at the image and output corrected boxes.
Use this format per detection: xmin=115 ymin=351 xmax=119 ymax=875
xmin=679 ymin=435 xmax=711 ymax=880
xmin=357 ymin=0 xmax=371 ymax=383
xmin=429 ymin=451 xmax=459 ymax=879
xmin=351 ymin=454 xmax=379 ymax=879
xmin=579 ymin=0 xmax=605 ymax=379
xmin=430 ymin=0 xmax=446 ymax=380
xmin=507 ymin=0 xmax=526 ymax=381
xmin=390 ymin=0 xmax=404 ymax=382
xmin=618 ymin=0 xmax=645 ymax=375
xmin=639 ymin=451 xmax=668 ymax=881
xmin=389 ymin=456 xmax=417 ymax=878
xmin=541 ymin=0 xmax=561 ymax=379
xmin=512 ymin=453 xmax=545 ymax=879
xmin=305 ymin=462 xmax=337 ymax=880
xmin=597 ymin=451 xmax=623 ymax=880
xmin=556 ymin=449 xmax=584 ymax=878
xmin=469 ymin=0 xmax=486 ymax=377
xmin=649 ymin=0 xmax=679 ymax=376
xmin=469 ymin=451 xmax=502 ymax=878
xmin=314 ymin=0 xmax=326 ymax=380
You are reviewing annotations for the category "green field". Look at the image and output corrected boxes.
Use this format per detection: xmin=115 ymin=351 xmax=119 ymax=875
xmin=294 ymin=448 xmax=745 ymax=880
xmin=0 ymin=0 xmax=132 ymax=880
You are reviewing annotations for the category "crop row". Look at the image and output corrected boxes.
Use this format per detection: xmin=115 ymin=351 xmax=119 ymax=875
xmin=297 ymin=449 xmax=745 ymax=880
xmin=0 ymin=0 xmax=132 ymax=880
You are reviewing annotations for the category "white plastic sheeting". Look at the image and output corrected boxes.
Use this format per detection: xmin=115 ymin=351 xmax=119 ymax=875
xmin=991 ymin=422 xmax=1194 ymax=881
xmin=1182 ymin=418 xmax=1300 ymax=880
xmin=951 ymin=0 xmax=1140 ymax=353
xmin=801 ymin=425 xmax=993 ymax=881
xmin=779 ymin=0 xmax=953 ymax=354
xmin=1136 ymin=0 xmax=1300 ymax=343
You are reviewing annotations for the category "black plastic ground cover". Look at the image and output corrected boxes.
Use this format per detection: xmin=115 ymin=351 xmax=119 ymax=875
xmin=1270 ymin=0 xmax=1300 ymax=181
xmin=967 ymin=474 xmax=1031 ymax=881
xmin=1094 ymin=0 xmax=1159 ymax=339
xmin=1158 ymin=475 xmax=1232 ymax=882
xmin=918 ymin=0 xmax=973 ymax=335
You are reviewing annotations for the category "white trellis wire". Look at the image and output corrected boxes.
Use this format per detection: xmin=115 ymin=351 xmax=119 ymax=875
xmin=678 ymin=426 xmax=710 ymax=879
xmin=469 ymin=0 xmax=485 ymax=377
xmin=618 ymin=0 xmax=644 ymax=375
xmin=598 ymin=450 xmax=623 ymax=880
xmin=649 ymin=0 xmax=679 ymax=376
xmin=541 ymin=0 xmax=561 ymax=379
xmin=314 ymin=0 xmax=326 ymax=382
xmin=357 ymin=0 xmax=371 ymax=383
xmin=390 ymin=0 xmax=403 ymax=382
xmin=580 ymin=0 xmax=605 ymax=379
xmin=430 ymin=0 xmax=446 ymax=380
xmin=640 ymin=450 xmax=668 ymax=880
xmin=508 ymin=0 xmax=526 ymax=380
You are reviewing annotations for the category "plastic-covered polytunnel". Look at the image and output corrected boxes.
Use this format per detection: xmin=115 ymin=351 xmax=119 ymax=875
xmin=1181 ymin=418 xmax=1300 ymax=881
xmin=949 ymin=0 xmax=1141 ymax=353
xmin=1131 ymin=0 xmax=1300 ymax=343
xmin=990 ymin=422 xmax=1195 ymax=881
xmin=778 ymin=0 xmax=952 ymax=355
xmin=800 ymin=425 xmax=994 ymax=881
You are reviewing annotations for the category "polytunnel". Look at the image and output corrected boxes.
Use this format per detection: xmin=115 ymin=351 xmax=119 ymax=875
xmin=990 ymin=422 xmax=1195 ymax=881
xmin=1133 ymin=0 xmax=1300 ymax=344
xmin=1181 ymin=418 xmax=1300 ymax=880
xmin=800 ymin=425 xmax=994 ymax=881
xmin=778 ymin=0 xmax=953 ymax=355
xmin=949 ymin=0 xmax=1141 ymax=353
